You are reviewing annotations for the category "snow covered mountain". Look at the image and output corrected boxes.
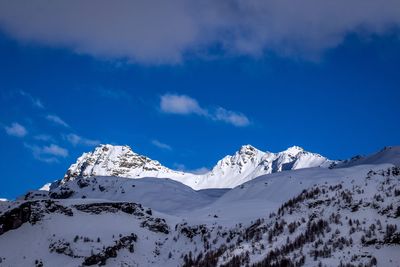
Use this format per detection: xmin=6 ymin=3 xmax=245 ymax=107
xmin=335 ymin=146 xmax=400 ymax=168
xmin=193 ymin=145 xmax=334 ymax=188
xmin=1 ymin=159 xmax=399 ymax=266
xmin=63 ymin=144 xmax=189 ymax=182
xmin=62 ymin=144 xmax=335 ymax=190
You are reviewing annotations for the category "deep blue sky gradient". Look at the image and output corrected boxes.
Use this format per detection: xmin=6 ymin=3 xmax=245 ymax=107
xmin=0 ymin=31 xmax=399 ymax=199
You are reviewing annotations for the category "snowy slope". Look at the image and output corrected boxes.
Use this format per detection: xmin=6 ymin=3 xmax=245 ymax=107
xmin=0 ymin=199 xmax=185 ymax=267
xmin=185 ymin=164 xmax=400 ymax=267
xmin=0 ymin=199 xmax=8 ymax=214
xmin=1 ymin=145 xmax=399 ymax=266
xmin=336 ymin=146 xmax=400 ymax=168
xmin=61 ymin=144 xmax=335 ymax=190
xmin=42 ymin=176 xmax=219 ymax=215
xmin=184 ymin=164 xmax=396 ymax=225
xmin=1 ymin=164 xmax=399 ymax=266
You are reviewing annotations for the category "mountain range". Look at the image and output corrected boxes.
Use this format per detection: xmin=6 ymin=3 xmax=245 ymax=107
xmin=1 ymin=145 xmax=399 ymax=266
xmin=61 ymin=144 xmax=335 ymax=190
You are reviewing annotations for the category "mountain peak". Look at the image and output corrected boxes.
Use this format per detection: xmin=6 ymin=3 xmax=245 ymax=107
xmin=61 ymin=143 xmax=334 ymax=190
xmin=239 ymin=144 xmax=257 ymax=151
xmin=238 ymin=144 xmax=262 ymax=156
xmin=94 ymin=144 xmax=133 ymax=153
xmin=62 ymin=144 xmax=184 ymax=183
xmin=283 ymin=146 xmax=305 ymax=155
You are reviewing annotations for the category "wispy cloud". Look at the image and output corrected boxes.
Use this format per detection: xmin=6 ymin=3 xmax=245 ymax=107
xmin=214 ymin=107 xmax=250 ymax=127
xmin=46 ymin=114 xmax=69 ymax=128
xmin=24 ymin=143 xmax=68 ymax=163
xmin=151 ymin=139 xmax=172 ymax=151
xmin=19 ymin=90 xmax=44 ymax=109
xmin=4 ymin=122 xmax=28 ymax=137
xmin=34 ymin=134 xmax=54 ymax=142
xmin=173 ymin=163 xmax=186 ymax=171
xmin=189 ymin=167 xmax=210 ymax=175
xmin=173 ymin=163 xmax=210 ymax=174
xmin=160 ymin=94 xmax=250 ymax=127
xmin=65 ymin=133 xmax=100 ymax=146
xmin=42 ymin=144 xmax=69 ymax=157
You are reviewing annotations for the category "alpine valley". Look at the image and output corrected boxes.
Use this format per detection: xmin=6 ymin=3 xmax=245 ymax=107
xmin=1 ymin=145 xmax=399 ymax=267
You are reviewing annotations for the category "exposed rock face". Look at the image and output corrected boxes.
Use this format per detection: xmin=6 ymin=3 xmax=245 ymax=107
xmin=74 ymin=202 xmax=170 ymax=234
xmin=82 ymin=233 xmax=137 ymax=266
xmin=60 ymin=144 xmax=334 ymax=190
xmin=63 ymin=144 xmax=186 ymax=182
xmin=74 ymin=202 xmax=146 ymax=216
xmin=0 ymin=200 xmax=73 ymax=235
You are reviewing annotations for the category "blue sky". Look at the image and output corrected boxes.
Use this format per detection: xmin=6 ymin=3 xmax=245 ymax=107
xmin=0 ymin=2 xmax=400 ymax=199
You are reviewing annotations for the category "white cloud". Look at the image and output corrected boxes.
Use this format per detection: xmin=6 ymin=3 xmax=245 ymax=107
xmin=65 ymin=133 xmax=100 ymax=146
xmin=160 ymin=93 xmax=250 ymax=127
xmin=151 ymin=139 xmax=172 ymax=150
xmin=214 ymin=107 xmax=250 ymax=127
xmin=46 ymin=114 xmax=69 ymax=128
xmin=160 ymin=94 xmax=206 ymax=115
xmin=24 ymin=143 xmax=69 ymax=163
xmin=0 ymin=1 xmax=399 ymax=63
xmin=19 ymin=90 xmax=44 ymax=109
xmin=4 ymin=122 xmax=27 ymax=137
xmin=42 ymin=144 xmax=69 ymax=157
